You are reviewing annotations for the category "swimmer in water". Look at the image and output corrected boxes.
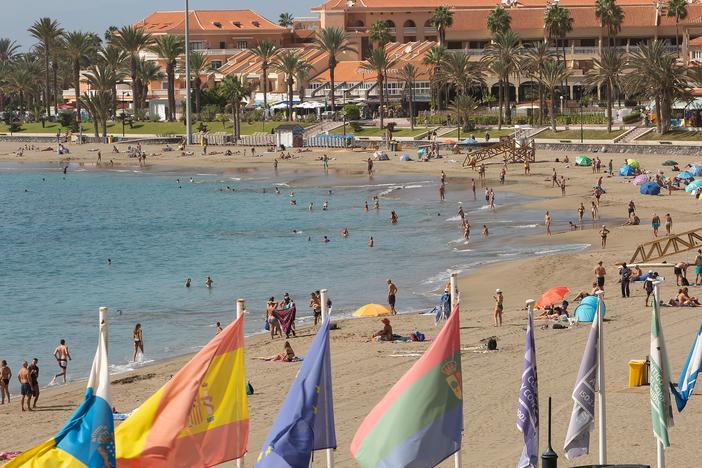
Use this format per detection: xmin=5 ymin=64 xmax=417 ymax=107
xmin=322 ymin=201 xmax=328 ymax=210
xmin=275 ymin=187 xmax=280 ymax=194
xmin=368 ymin=236 xmax=374 ymax=247
xmin=185 ymin=278 xmax=191 ymax=288
xmin=290 ymin=199 xmax=297 ymax=205
xmin=205 ymin=276 xmax=213 ymax=288
xmin=341 ymin=228 xmax=349 ymax=238
xmin=107 ymin=258 xmax=112 ymax=265
xmin=374 ymin=199 xmax=380 ymax=210
xmin=189 ymin=177 xmax=194 ymax=183
xmin=390 ymin=210 xmax=398 ymax=224
xmin=322 ymin=236 xmax=330 ymax=243
xmin=309 ymin=202 xmax=314 ymax=211
xmin=364 ymin=201 xmax=369 ymax=212
xmin=482 ymin=225 xmax=489 ymax=237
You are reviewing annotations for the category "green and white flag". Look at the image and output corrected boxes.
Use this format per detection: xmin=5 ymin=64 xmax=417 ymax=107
xmin=650 ymin=295 xmax=674 ymax=448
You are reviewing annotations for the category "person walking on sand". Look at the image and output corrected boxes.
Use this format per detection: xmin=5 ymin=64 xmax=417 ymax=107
xmin=1 ymin=360 xmax=11 ymax=404
xmin=471 ymin=179 xmax=476 ymax=200
xmin=551 ymin=168 xmax=558 ymax=187
xmin=652 ymin=213 xmax=661 ymax=237
xmin=545 ymin=211 xmax=552 ymax=237
xmin=266 ymin=297 xmax=283 ymax=339
xmin=387 ymin=279 xmax=398 ymax=315
xmin=578 ymin=203 xmax=585 ymax=224
xmin=367 ymin=158 xmax=374 ymax=176
xmin=28 ymin=358 xmax=39 ymax=409
xmin=695 ymin=249 xmax=702 ymax=285
xmin=620 ymin=263 xmax=632 ymax=298
xmin=50 ymin=339 xmax=71 ymax=385
xmin=132 ymin=324 xmax=144 ymax=362
xmin=524 ymin=159 xmax=530 ymax=175
xmin=559 ymin=176 xmax=566 ymax=196
xmin=18 ymin=362 xmax=31 ymax=411
xmin=664 ymin=213 xmax=673 ymax=236
xmin=591 ymin=201 xmax=598 ymax=222
xmin=493 ymin=289 xmax=504 ymax=327
xmin=594 ymin=261 xmax=607 ymax=290
xmin=599 ymin=225 xmax=610 ymax=248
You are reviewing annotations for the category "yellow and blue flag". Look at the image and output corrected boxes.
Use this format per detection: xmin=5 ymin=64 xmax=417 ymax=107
xmin=8 ymin=308 xmax=114 ymax=467
xmin=256 ymin=317 xmax=336 ymax=467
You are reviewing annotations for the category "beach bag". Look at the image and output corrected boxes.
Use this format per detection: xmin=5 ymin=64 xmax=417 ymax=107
xmin=246 ymin=381 xmax=254 ymax=395
xmin=487 ymin=338 xmax=497 ymax=350
xmin=263 ymin=319 xmax=270 ymax=331
xmin=414 ymin=331 xmax=425 ymax=342
xmin=682 ymin=277 xmax=690 ymax=286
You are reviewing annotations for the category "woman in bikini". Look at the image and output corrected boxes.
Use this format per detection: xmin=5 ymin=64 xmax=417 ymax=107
xmin=132 ymin=323 xmax=144 ymax=362
xmin=0 ymin=360 xmax=11 ymax=404
xmin=493 ymin=289 xmax=504 ymax=327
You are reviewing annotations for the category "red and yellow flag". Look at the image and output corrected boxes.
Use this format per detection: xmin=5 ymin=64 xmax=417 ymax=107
xmin=116 ymin=316 xmax=248 ymax=467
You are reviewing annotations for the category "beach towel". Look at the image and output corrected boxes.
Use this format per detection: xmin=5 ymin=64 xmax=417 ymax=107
xmin=273 ymin=305 xmax=297 ymax=336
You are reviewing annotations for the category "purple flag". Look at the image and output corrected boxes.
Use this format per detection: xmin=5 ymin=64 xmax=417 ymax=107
xmin=517 ymin=305 xmax=539 ymax=468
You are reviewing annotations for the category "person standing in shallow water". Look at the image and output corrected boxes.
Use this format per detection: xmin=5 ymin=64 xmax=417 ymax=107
xmin=132 ymin=324 xmax=144 ymax=362
xmin=387 ymin=279 xmax=398 ymax=315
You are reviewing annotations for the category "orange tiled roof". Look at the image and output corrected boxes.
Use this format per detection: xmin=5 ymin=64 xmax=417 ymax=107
xmin=136 ymin=10 xmax=284 ymax=34
xmin=219 ymin=47 xmax=329 ymax=76
xmin=314 ymin=0 xmax=657 ymax=10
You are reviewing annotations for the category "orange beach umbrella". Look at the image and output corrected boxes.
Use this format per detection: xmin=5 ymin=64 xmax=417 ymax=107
xmin=353 ymin=304 xmax=391 ymax=317
xmin=535 ymin=287 xmax=570 ymax=309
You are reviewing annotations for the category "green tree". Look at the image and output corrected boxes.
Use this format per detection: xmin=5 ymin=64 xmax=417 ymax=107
xmin=360 ymin=46 xmax=398 ymax=130
xmin=0 ymin=39 xmax=19 ymax=60
xmin=369 ymin=20 xmax=391 ymax=48
xmin=80 ymin=90 xmax=112 ymax=138
xmin=438 ymin=50 xmax=485 ymax=96
xmin=98 ymin=46 xmax=128 ymax=117
xmin=486 ymin=6 xmax=511 ymax=36
xmin=272 ymin=50 xmax=309 ymax=121
xmin=313 ymin=27 xmax=356 ymax=114
xmin=63 ymin=31 xmax=97 ymax=122
xmin=483 ymin=30 xmax=523 ymax=127
xmin=595 ymin=0 xmax=624 ymax=48
xmin=421 ymin=45 xmax=446 ymax=111
xmin=395 ymin=63 xmax=420 ymax=130
xmin=584 ymin=48 xmax=625 ymax=132
xmin=430 ymin=7 xmax=454 ymax=47
xmin=666 ymin=0 xmax=688 ymax=53
xmin=149 ymin=35 xmax=184 ymax=121
xmin=187 ymin=51 xmax=209 ymax=120
xmin=135 ymin=57 xmax=163 ymax=117
xmin=540 ymin=59 xmax=571 ymax=130
xmin=524 ymin=41 xmax=556 ymax=125
xmin=28 ymin=17 xmax=63 ymax=116
xmin=450 ymin=94 xmax=479 ymax=133
xmin=279 ymin=12 xmax=295 ymax=28
xmin=110 ymin=25 xmax=153 ymax=116
xmin=250 ymin=40 xmax=276 ymax=120
xmin=219 ymin=75 xmax=251 ymax=141
xmin=544 ymin=4 xmax=573 ymax=70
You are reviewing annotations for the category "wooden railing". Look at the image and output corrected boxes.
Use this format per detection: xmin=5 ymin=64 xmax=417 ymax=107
xmin=629 ymin=227 xmax=702 ymax=263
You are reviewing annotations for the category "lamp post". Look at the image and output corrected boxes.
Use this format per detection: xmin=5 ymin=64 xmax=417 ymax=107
xmin=120 ymin=91 xmax=130 ymax=137
xmin=184 ymin=0 xmax=193 ymax=145
xmin=580 ymin=101 xmax=584 ymax=143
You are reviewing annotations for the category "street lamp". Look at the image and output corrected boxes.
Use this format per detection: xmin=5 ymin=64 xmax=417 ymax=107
xmin=580 ymin=100 xmax=584 ymax=143
xmin=120 ymin=91 xmax=130 ymax=137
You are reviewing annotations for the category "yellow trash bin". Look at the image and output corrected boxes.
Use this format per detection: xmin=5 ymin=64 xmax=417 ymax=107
xmin=107 ymin=135 xmax=112 ymax=144
xmin=628 ymin=359 xmax=648 ymax=387
xmin=396 ymin=143 xmax=402 ymax=151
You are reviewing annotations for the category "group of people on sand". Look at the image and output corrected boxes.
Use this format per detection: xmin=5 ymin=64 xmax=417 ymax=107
xmin=265 ymin=293 xmax=297 ymax=340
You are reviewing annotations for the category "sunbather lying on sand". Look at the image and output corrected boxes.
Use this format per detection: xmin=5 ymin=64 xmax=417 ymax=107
xmin=256 ymin=341 xmax=296 ymax=361
xmin=370 ymin=318 xmax=393 ymax=341
xmin=669 ymin=288 xmax=701 ymax=307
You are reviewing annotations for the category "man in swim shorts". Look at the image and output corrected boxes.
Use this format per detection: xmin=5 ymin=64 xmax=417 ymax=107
xmin=387 ymin=279 xmax=398 ymax=315
xmin=28 ymin=358 xmax=39 ymax=408
xmin=51 ymin=339 xmax=72 ymax=385
xmin=18 ymin=361 xmax=31 ymax=411
xmin=594 ymin=261 xmax=606 ymax=290
xmin=695 ymin=250 xmax=702 ymax=286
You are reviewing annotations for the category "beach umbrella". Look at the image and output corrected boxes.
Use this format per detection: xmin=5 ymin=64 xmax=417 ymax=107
xmin=685 ymin=180 xmax=702 ymax=193
xmin=690 ymin=165 xmax=702 ymax=176
xmin=576 ymin=156 xmax=591 ymax=166
xmin=677 ymin=171 xmax=694 ymax=179
xmin=619 ymin=164 xmax=636 ymax=176
xmin=633 ymin=174 xmax=649 ymax=185
xmin=353 ymin=304 xmax=391 ymax=317
xmin=662 ymin=160 xmax=678 ymax=166
xmin=534 ymin=286 xmax=570 ymax=309
xmin=640 ymin=181 xmax=661 ymax=195
xmin=626 ymin=159 xmax=640 ymax=168
xmin=574 ymin=296 xmax=607 ymax=322
xmin=417 ymin=147 xmax=427 ymax=157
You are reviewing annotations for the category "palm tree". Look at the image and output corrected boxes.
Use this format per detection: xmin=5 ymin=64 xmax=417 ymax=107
xmin=313 ymin=27 xmax=356 ymax=114
xmin=540 ymin=59 xmax=571 ymax=130
xmin=149 ymin=35 xmax=184 ymax=121
xmin=279 ymin=12 xmax=295 ymax=28
xmin=369 ymin=21 xmax=391 ymax=48
xmin=251 ymin=40 xmax=276 ymax=119
xmin=98 ymin=46 xmax=128 ymax=117
xmin=430 ymin=7 xmax=454 ymax=47
xmin=111 ymin=25 xmax=153 ymax=117
xmin=360 ymin=45 xmax=397 ymax=130
xmin=5 ymin=55 xmax=42 ymax=115
xmin=486 ymin=6 xmax=511 ymax=36
xmin=438 ymin=50 xmax=485 ymax=96
xmin=0 ymin=39 xmax=19 ymax=60
xmin=272 ymin=51 xmax=309 ymax=121
xmin=295 ymin=61 xmax=312 ymax=103
xmin=395 ymin=63 xmax=420 ymax=130
xmin=584 ymin=48 xmax=625 ymax=132
xmin=544 ymin=4 xmax=574 ymax=70
xmin=666 ymin=0 xmax=687 ymax=54
xmin=187 ymin=51 xmax=209 ymax=120
xmin=219 ymin=75 xmax=251 ymax=141
xmin=483 ymin=30 xmax=523 ymax=127
xmin=104 ymin=26 xmax=118 ymax=43
xmin=450 ymin=94 xmax=479 ymax=135
xmin=422 ymin=45 xmax=446 ymax=111
xmin=625 ymin=40 xmax=688 ymax=133
xmin=595 ymin=0 xmax=624 ymax=48
xmin=524 ymin=41 xmax=555 ymax=125
xmin=135 ymin=57 xmax=163 ymax=117
xmin=28 ymin=17 xmax=63 ymax=116
xmin=80 ymin=90 xmax=112 ymax=138
xmin=63 ymin=31 xmax=97 ymax=122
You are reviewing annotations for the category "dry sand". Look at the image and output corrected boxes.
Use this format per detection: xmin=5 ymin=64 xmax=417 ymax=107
xmin=2 ymin=141 xmax=702 ymax=466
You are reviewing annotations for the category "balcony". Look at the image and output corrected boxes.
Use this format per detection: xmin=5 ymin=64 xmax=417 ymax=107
xmin=424 ymin=26 xmax=437 ymax=34
xmin=387 ymin=27 xmax=396 ymax=34
xmin=201 ymin=48 xmax=243 ymax=56
xmin=403 ymin=27 xmax=417 ymax=34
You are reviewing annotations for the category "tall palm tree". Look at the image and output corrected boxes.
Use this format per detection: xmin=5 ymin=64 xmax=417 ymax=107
xmin=98 ymin=46 xmax=128 ymax=117
xmin=666 ymin=0 xmax=687 ymax=54
xmin=187 ymin=51 xmax=209 ymax=120
xmin=135 ymin=57 xmax=163 ymax=116
xmin=625 ymin=40 xmax=688 ymax=133
xmin=438 ymin=50 xmax=485 ymax=96
xmin=369 ymin=21 xmax=391 ymax=48
xmin=296 ymin=61 xmax=312 ymax=103
xmin=251 ymin=40 xmax=276 ymax=119
xmin=28 ymin=17 xmax=63 ymax=116
xmin=540 ymin=59 xmax=571 ymax=130
xmin=430 ymin=7 xmax=454 ymax=47
xmin=483 ymin=30 xmax=523 ymax=127
xmin=63 ymin=31 xmax=97 ymax=122
xmin=544 ymin=4 xmax=574 ymax=70
xmin=360 ymin=45 xmax=397 ymax=130
xmin=313 ymin=27 xmax=356 ymax=114
xmin=395 ymin=63 xmax=420 ymax=130
xmin=111 ymin=25 xmax=153 ymax=117
xmin=524 ymin=41 xmax=555 ymax=125
xmin=80 ymin=90 xmax=112 ymax=138
xmin=450 ymin=94 xmax=479 ymax=134
xmin=272 ymin=51 xmax=309 ymax=121
xmin=595 ymin=0 xmax=624 ymax=48
xmin=486 ymin=6 xmax=511 ymax=36
xmin=219 ymin=75 xmax=251 ymax=141
xmin=0 ymin=39 xmax=19 ymax=60
xmin=5 ymin=55 xmax=42 ymax=115
xmin=422 ymin=45 xmax=446 ymax=111
xmin=104 ymin=26 xmax=119 ymax=43
xmin=584 ymin=48 xmax=625 ymax=132
xmin=149 ymin=35 xmax=184 ymax=121
xmin=279 ymin=12 xmax=295 ymax=28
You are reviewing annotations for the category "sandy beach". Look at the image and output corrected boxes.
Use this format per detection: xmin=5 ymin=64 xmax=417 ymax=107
xmin=2 ymin=140 xmax=702 ymax=467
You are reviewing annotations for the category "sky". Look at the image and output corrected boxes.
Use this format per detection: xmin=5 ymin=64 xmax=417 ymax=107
xmin=3 ymin=0 xmax=321 ymax=51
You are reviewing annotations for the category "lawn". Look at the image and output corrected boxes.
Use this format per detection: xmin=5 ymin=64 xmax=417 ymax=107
xmin=536 ymin=129 xmax=625 ymax=140
xmin=441 ymin=128 xmax=516 ymax=138
xmin=335 ymin=126 xmax=427 ymax=138
xmin=638 ymin=130 xmax=702 ymax=141
xmin=0 ymin=121 xmax=309 ymax=136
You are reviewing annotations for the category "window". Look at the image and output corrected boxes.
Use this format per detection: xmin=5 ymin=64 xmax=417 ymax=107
xmin=236 ymin=40 xmax=248 ymax=49
xmin=580 ymin=39 xmax=596 ymax=47
xmin=694 ymin=51 xmax=702 ymax=60
xmin=447 ymin=41 xmax=463 ymax=50
xmin=161 ymin=81 xmax=169 ymax=89
xmin=219 ymin=41 xmax=226 ymax=49
xmin=210 ymin=60 xmax=222 ymax=69
xmin=469 ymin=41 xmax=486 ymax=49
xmin=190 ymin=41 xmax=204 ymax=50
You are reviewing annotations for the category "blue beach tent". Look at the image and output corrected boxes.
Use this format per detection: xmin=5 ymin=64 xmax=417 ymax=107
xmin=619 ymin=164 xmax=636 ymax=176
xmin=574 ymin=296 xmax=606 ymax=322
xmin=690 ymin=165 xmax=702 ymax=177
xmin=640 ymin=181 xmax=661 ymax=195
xmin=685 ymin=180 xmax=702 ymax=193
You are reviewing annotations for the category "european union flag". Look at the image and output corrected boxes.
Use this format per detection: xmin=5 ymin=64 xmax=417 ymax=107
xmin=256 ymin=317 xmax=336 ymax=467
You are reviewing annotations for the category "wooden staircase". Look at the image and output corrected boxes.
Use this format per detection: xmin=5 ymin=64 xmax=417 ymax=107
xmin=630 ymin=227 xmax=702 ymax=263
xmin=462 ymin=136 xmax=535 ymax=167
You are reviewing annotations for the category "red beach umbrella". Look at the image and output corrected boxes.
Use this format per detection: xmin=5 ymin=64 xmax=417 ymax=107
xmin=535 ymin=287 xmax=570 ymax=309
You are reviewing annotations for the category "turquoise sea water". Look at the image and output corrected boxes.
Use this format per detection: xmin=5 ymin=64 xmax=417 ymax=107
xmin=0 ymin=162 xmax=588 ymax=392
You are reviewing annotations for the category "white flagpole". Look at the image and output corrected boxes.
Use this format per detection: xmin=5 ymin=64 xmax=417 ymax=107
xmin=595 ymin=290 xmax=607 ymax=465
xmin=653 ymin=282 xmax=665 ymax=468
xmin=449 ymin=272 xmax=462 ymax=468
xmin=184 ymin=0 xmax=193 ymax=145
xmin=319 ymin=289 xmax=335 ymax=468
xmin=236 ymin=299 xmax=245 ymax=468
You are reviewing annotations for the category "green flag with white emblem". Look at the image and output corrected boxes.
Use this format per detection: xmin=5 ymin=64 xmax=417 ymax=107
xmin=650 ymin=293 xmax=674 ymax=448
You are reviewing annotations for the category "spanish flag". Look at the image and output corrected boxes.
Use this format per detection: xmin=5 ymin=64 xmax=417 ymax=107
xmin=8 ymin=308 xmax=115 ymax=468
xmin=115 ymin=315 xmax=248 ymax=467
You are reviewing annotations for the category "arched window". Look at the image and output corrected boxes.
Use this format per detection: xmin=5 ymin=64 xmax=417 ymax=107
xmin=385 ymin=20 xmax=396 ymax=29
xmin=403 ymin=20 xmax=416 ymax=28
xmin=424 ymin=19 xmax=432 ymax=28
